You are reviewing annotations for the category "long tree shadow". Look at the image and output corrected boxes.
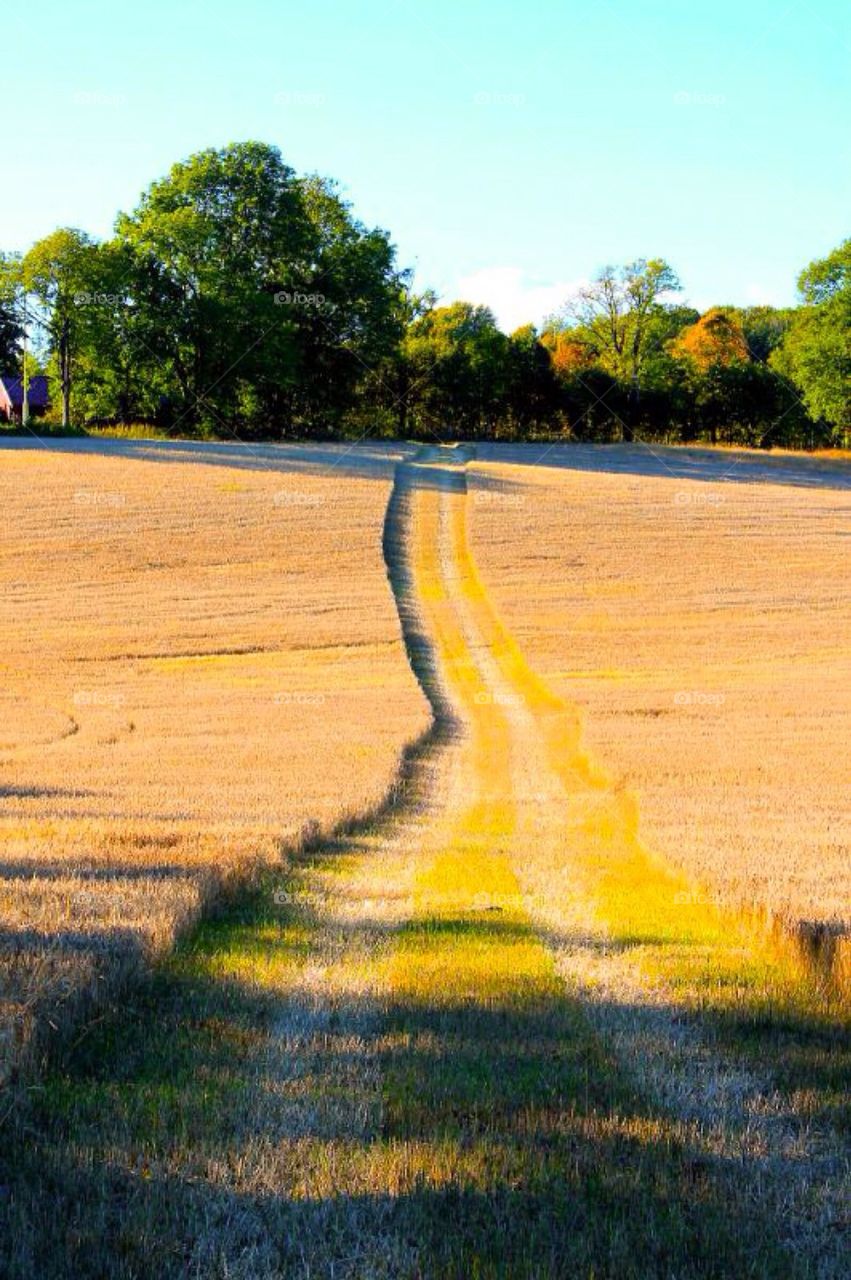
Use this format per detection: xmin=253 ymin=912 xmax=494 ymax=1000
xmin=0 ymin=889 xmax=803 ymax=1279
xmin=475 ymin=440 xmax=851 ymax=492
xmin=0 ymin=434 xmax=414 ymax=484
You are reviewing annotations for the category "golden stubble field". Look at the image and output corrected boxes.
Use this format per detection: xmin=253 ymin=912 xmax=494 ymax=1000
xmin=0 ymin=438 xmax=429 ymax=1081
xmin=0 ymin=442 xmax=848 ymax=1278
xmin=468 ymin=444 xmax=850 ymax=933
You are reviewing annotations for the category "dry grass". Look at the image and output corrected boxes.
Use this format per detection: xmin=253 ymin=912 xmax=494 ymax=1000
xmin=0 ymin=438 xmax=429 ymax=1083
xmin=468 ymin=443 xmax=851 ymax=939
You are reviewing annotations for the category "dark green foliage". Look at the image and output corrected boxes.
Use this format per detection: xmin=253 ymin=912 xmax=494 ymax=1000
xmin=771 ymin=240 xmax=851 ymax=443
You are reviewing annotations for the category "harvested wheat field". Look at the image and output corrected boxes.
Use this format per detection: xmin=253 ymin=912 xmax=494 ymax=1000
xmin=0 ymin=440 xmax=848 ymax=1279
xmin=470 ymin=443 xmax=851 ymax=936
xmin=0 ymin=438 xmax=429 ymax=1082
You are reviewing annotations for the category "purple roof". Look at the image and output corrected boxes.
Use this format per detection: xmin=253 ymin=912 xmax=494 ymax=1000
xmin=0 ymin=375 xmax=50 ymax=408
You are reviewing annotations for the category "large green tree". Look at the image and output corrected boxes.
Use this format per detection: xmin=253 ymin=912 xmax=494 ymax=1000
xmin=402 ymin=302 xmax=510 ymax=438
xmin=773 ymin=239 xmax=851 ymax=442
xmin=353 ymin=285 xmax=436 ymax=437
xmin=113 ymin=142 xmax=404 ymax=434
xmin=71 ymin=240 xmax=164 ymax=424
xmin=289 ymin=175 xmax=408 ymax=430
xmin=733 ymin=305 xmax=795 ymax=363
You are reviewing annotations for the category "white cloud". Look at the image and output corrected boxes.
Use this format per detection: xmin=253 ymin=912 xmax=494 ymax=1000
xmin=448 ymin=266 xmax=583 ymax=333
xmin=688 ymin=282 xmax=793 ymax=313
xmin=742 ymin=281 xmax=787 ymax=306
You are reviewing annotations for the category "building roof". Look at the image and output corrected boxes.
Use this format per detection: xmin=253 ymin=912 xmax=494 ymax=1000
xmin=0 ymin=375 xmax=50 ymax=408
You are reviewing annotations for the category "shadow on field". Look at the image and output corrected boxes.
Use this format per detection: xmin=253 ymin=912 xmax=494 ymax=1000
xmin=0 ymin=786 xmax=101 ymax=801
xmin=0 ymin=894 xmax=804 ymax=1280
xmin=475 ymin=441 xmax=851 ymax=491
xmin=0 ymin=434 xmax=411 ymax=484
xmin=7 ymin=434 xmax=846 ymax=493
xmin=0 ymin=859 xmax=200 ymax=884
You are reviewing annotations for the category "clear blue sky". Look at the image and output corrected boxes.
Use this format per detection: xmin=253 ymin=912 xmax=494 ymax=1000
xmin=4 ymin=0 xmax=849 ymax=330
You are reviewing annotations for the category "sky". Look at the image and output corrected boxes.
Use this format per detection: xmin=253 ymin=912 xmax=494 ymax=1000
xmin=2 ymin=0 xmax=849 ymax=331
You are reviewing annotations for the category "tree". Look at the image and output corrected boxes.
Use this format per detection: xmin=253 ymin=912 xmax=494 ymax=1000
xmin=772 ymin=240 xmax=851 ymax=443
xmin=540 ymin=326 xmax=597 ymax=379
xmin=22 ymin=229 xmax=98 ymax=426
xmin=0 ymin=253 xmax=25 ymax=376
xmin=503 ymin=325 xmax=564 ymax=436
xmin=562 ymin=259 xmax=681 ymax=438
xmin=114 ymin=142 xmax=310 ymax=431
xmin=734 ymin=305 xmax=794 ymax=363
xmin=687 ymin=362 xmax=809 ymax=448
xmin=672 ymin=307 xmax=750 ymax=371
xmin=402 ymin=302 xmax=509 ymax=438
xmin=355 ymin=285 xmax=437 ymax=437
xmin=71 ymin=239 xmax=166 ymax=424
xmin=114 ymin=142 xmax=404 ymax=435
xmin=560 ymin=367 xmax=629 ymax=441
xmin=284 ymin=174 xmax=408 ymax=433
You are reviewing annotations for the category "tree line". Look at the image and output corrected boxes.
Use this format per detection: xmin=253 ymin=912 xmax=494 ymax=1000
xmin=1 ymin=141 xmax=848 ymax=448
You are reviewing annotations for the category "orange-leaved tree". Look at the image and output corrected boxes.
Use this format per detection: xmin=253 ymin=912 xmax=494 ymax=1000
xmin=672 ymin=307 xmax=750 ymax=371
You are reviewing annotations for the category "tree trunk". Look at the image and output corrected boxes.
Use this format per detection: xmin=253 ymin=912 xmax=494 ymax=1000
xmin=398 ymin=364 xmax=408 ymax=437
xmin=624 ymin=378 xmax=638 ymax=443
xmin=60 ymin=323 xmax=71 ymax=428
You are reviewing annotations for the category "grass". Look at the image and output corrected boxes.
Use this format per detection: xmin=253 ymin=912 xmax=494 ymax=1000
xmin=1 ymin=421 xmax=188 ymax=441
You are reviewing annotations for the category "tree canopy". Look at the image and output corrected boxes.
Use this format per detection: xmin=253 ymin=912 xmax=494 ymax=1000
xmin=771 ymin=240 xmax=851 ymax=436
xmin=0 ymin=253 xmax=24 ymax=374
xmin=672 ymin=308 xmax=750 ymax=371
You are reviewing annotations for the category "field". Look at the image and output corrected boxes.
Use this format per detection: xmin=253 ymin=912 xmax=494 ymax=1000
xmin=0 ymin=438 xmax=429 ymax=1082
xmin=469 ymin=443 xmax=851 ymax=934
xmin=0 ymin=438 xmax=848 ymax=1278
